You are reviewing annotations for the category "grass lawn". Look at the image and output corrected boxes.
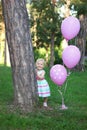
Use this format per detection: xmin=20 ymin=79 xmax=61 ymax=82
xmin=0 ymin=65 xmax=87 ymax=130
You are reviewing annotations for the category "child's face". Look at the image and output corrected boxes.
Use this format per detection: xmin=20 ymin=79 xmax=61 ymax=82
xmin=36 ymin=61 xmax=44 ymax=70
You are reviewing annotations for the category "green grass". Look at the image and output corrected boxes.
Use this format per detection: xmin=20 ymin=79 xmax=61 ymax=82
xmin=0 ymin=65 xmax=87 ymax=130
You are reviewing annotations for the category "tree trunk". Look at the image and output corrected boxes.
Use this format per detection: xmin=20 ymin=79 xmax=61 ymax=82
xmin=2 ymin=0 xmax=38 ymax=112
xmin=76 ymin=14 xmax=87 ymax=71
xmin=50 ymin=32 xmax=55 ymax=68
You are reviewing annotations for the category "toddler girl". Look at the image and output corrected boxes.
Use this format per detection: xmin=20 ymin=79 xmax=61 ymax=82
xmin=36 ymin=58 xmax=51 ymax=109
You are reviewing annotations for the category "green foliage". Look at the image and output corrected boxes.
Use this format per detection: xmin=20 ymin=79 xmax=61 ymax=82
xmin=34 ymin=47 xmax=50 ymax=61
xmin=0 ymin=65 xmax=87 ymax=129
xmin=80 ymin=0 xmax=87 ymax=2
xmin=34 ymin=45 xmax=63 ymax=64
xmin=30 ymin=0 xmax=61 ymax=46
xmin=29 ymin=0 xmax=63 ymax=63
xmin=0 ymin=2 xmax=3 ymax=23
xmin=71 ymin=0 xmax=87 ymax=15
xmin=71 ymin=0 xmax=87 ymax=4
xmin=54 ymin=45 xmax=63 ymax=64
xmin=77 ymin=4 xmax=87 ymax=15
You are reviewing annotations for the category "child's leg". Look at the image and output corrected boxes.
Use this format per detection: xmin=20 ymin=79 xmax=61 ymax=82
xmin=43 ymin=97 xmax=53 ymax=110
xmin=43 ymin=97 xmax=48 ymax=107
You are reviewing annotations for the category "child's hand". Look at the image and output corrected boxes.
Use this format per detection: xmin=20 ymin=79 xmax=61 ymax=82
xmin=37 ymin=70 xmax=45 ymax=79
xmin=38 ymin=73 xmax=44 ymax=78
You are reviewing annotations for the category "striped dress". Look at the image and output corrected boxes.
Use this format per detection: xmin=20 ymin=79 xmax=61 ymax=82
xmin=37 ymin=70 xmax=50 ymax=97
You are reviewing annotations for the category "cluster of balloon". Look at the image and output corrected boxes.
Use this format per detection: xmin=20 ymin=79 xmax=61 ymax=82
xmin=50 ymin=16 xmax=81 ymax=86
xmin=50 ymin=16 xmax=81 ymax=110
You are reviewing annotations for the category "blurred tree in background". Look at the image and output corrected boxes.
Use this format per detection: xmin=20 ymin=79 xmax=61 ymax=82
xmin=0 ymin=0 xmax=87 ymax=70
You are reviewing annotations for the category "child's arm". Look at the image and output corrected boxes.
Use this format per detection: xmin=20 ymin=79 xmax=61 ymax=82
xmin=37 ymin=70 xmax=45 ymax=79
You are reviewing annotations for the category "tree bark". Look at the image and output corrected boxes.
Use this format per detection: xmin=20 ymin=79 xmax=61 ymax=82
xmin=76 ymin=14 xmax=87 ymax=71
xmin=2 ymin=0 xmax=38 ymax=112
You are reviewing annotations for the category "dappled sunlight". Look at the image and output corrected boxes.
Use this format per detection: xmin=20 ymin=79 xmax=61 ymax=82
xmin=0 ymin=24 xmax=10 ymax=66
xmin=0 ymin=4 xmax=5 ymax=64
xmin=61 ymin=39 xmax=68 ymax=50
xmin=57 ymin=39 xmax=68 ymax=58
xmin=38 ymin=47 xmax=47 ymax=55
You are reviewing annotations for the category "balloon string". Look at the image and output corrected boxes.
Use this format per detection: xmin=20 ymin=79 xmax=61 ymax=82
xmin=64 ymin=80 xmax=67 ymax=95
xmin=64 ymin=69 xmax=72 ymax=94
xmin=58 ymin=89 xmax=64 ymax=105
xmin=58 ymin=69 xmax=72 ymax=105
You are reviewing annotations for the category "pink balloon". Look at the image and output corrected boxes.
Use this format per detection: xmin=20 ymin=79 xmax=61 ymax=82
xmin=50 ymin=64 xmax=67 ymax=86
xmin=61 ymin=16 xmax=80 ymax=40
xmin=62 ymin=45 xmax=81 ymax=69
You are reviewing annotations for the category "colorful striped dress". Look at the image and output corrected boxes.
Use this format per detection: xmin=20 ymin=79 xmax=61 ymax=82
xmin=37 ymin=70 xmax=50 ymax=97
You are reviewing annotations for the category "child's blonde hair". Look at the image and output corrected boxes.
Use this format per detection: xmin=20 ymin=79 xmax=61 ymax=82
xmin=36 ymin=58 xmax=45 ymax=67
